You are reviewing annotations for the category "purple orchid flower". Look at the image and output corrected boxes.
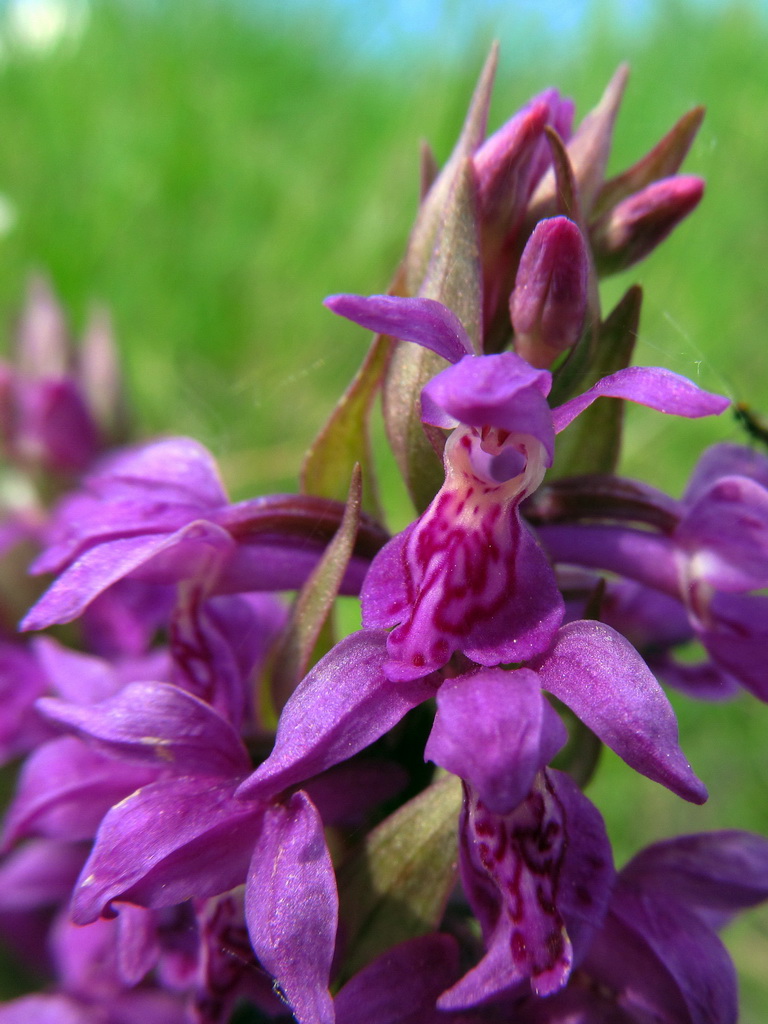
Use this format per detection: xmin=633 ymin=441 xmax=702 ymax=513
xmin=0 ymin=639 xmax=52 ymax=766
xmin=533 ymin=442 xmax=768 ymax=701
xmin=512 ymin=830 xmax=768 ymax=1024
xmin=26 ymin=680 xmax=338 ymax=1024
xmin=240 ymin=621 xmax=706 ymax=814
xmin=0 ymin=907 xmax=189 ymax=1024
xmin=21 ymin=435 xmax=387 ymax=633
xmin=325 ymin=293 xmax=727 ymax=682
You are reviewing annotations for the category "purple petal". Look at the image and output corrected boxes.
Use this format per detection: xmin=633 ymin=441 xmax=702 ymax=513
xmin=676 ymin=474 xmax=768 ymax=591
xmin=653 ymin=654 xmax=740 ymax=702
xmin=237 ymin=630 xmax=436 ymax=801
xmin=0 ymin=640 xmax=50 ymax=766
xmin=71 ymin=777 xmax=263 ymax=922
xmin=700 ymin=592 xmax=768 ymax=701
xmin=510 ymin=217 xmax=589 ymax=367
xmin=335 ymin=934 xmax=460 ymax=1024
xmin=588 ymin=880 xmax=737 ymax=1024
xmin=23 ymin=377 xmax=100 ymax=474
xmin=440 ymin=770 xmax=612 ymax=1009
xmin=422 ymin=352 xmax=553 ymax=446
xmin=22 ymin=521 xmax=235 ymax=631
xmin=362 ymin=476 xmax=564 ymax=682
xmin=32 ymin=636 xmax=124 ymax=705
xmin=324 ymin=294 xmax=474 ymax=364
xmin=114 ymin=904 xmax=162 ymax=986
xmin=594 ymin=175 xmax=704 ymax=273
xmin=246 ymin=791 xmax=337 ymax=1024
xmin=37 ymin=683 xmax=251 ymax=778
xmin=0 ymin=839 xmax=85 ymax=911
xmin=360 ymin=524 xmax=414 ymax=630
xmin=195 ymin=892 xmax=285 ymax=1022
xmin=49 ymin=913 xmax=123 ymax=999
xmin=30 ymin=436 xmax=229 ymax=576
xmin=30 ymin=493 xmax=208 ymax=576
xmin=302 ymin=758 xmax=408 ymax=828
xmin=534 ymin=620 xmax=707 ymax=804
xmin=552 ymin=771 xmax=615 ymax=965
xmin=425 ymin=668 xmax=566 ymax=814
xmin=551 ymin=367 xmax=729 ymax=433
xmin=474 ymin=98 xmax=550 ymax=227
xmin=538 ymin=523 xmax=681 ymax=598
xmin=599 ymin=578 xmax=691 ymax=653
xmin=684 ymin=441 xmax=768 ymax=501
xmin=0 ymin=995 xmax=100 ymax=1024
xmin=2 ymin=737 xmax=158 ymax=848
xmin=79 ymin=580 xmax=176 ymax=660
xmin=85 ymin=436 xmax=228 ymax=508
xmin=620 ymin=831 xmax=768 ymax=929
xmin=170 ymin=590 xmax=284 ymax=730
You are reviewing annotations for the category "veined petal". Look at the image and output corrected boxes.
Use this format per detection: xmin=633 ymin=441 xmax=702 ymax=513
xmin=620 ymin=831 xmax=768 ymax=929
xmin=551 ymin=366 xmax=729 ymax=434
xmin=72 ymin=776 xmax=264 ymax=923
xmin=237 ymin=630 xmax=436 ymax=801
xmin=37 ymin=683 xmax=251 ymax=778
xmin=366 ymin=471 xmax=563 ymax=680
xmin=324 ymin=294 xmax=474 ymax=364
xmin=534 ymin=620 xmax=707 ymax=804
xmin=246 ymin=791 xmax=337 ymax=1024
xmin=439 ymin=771 xmax=613 ymax=1010
xmin=425 ymin=668 xmax=566 ymax=814
xmin=21 ymin=520 xmax=235 ymax=632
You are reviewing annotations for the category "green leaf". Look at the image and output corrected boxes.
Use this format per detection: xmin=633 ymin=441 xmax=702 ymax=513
xmin=270 ymin=465 xmax=362 ymax=712
xmin=404 ymin=42 xmax=496 ymax=294
xmin=336 ymin=771 xmax=462 ymax=982
xmin=383 ymin=159 xmax=482 ymax=513
xmin=301 ymin=333 xmax=390 ymax=522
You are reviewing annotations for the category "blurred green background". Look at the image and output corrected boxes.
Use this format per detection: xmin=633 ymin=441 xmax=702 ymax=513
xmin=1 ymin=0 xmax=768 ymax=1016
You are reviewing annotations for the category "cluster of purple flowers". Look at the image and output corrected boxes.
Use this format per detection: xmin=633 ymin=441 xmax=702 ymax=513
xmin=1 ymin=48 xmax=768 ymax=1024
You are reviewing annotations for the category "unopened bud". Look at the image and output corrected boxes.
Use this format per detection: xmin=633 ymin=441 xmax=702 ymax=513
xmin=16 ymin=274 xmax=70 ymax=378
xmin=473 ymin=99 xmax=549 ymax=233
xmin=510 ymin=216 xmax=588 ymax=368
xmin=591 ymin=174 xmax=704 ymax=275
xmin=79 ymin=305 xmax=130 ymax=443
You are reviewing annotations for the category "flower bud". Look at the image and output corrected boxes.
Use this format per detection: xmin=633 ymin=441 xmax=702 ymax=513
xmin=510 ymin=216 xmax=588 ymax=368
xmin=473 ymin=98 xmax=549 ymax=235
xmin=591 ymin=174 xmax=704 ymax=275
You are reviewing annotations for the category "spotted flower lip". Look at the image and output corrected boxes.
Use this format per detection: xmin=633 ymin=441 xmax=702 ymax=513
xmin=437 ymin=769 xmax=615 ymax=1010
